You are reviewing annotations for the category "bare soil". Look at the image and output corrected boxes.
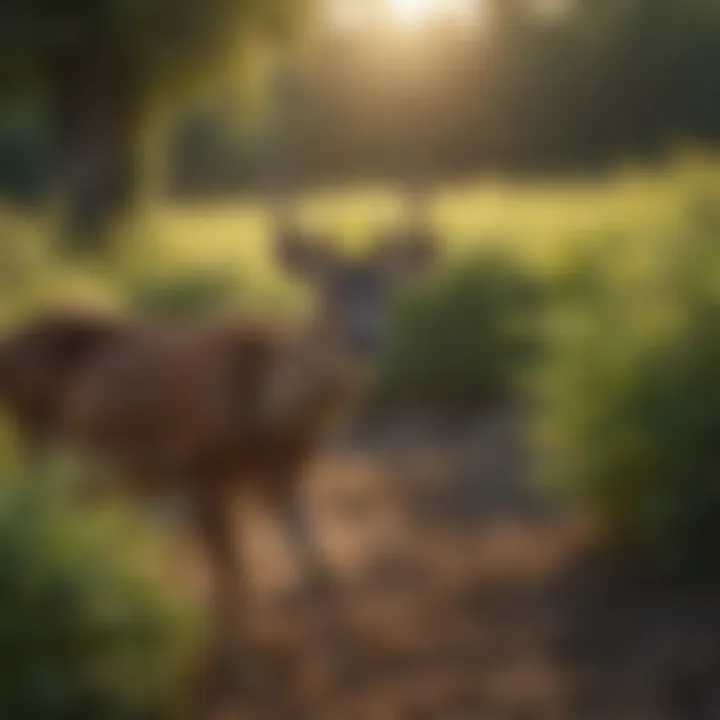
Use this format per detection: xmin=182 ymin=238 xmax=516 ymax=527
xmin=179 ymin=411 xmax=720 ymax=720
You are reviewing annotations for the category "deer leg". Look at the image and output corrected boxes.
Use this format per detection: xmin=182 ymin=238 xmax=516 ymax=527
xmin=273 ymin=486 xmax=337 ymax=607
xmin=191 ymin=486 xmax=256 ymax=707
xmin=271 ymin=483 xmax=365 ymax=692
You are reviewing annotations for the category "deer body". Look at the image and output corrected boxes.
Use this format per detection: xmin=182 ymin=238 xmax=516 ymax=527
xmin=0 ymin=223 xmax=436 ymax=709
xmin=0 ymin=310 xmax=131 ymax=453
xmin=62 ymin=318 xmax=358 ymax=501
xmin=0 ymin=309 xmax=361 ymax=705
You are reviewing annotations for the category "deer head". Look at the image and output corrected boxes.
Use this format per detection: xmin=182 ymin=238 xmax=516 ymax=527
xmin=275 ymin=228 xmax=437 ymax=359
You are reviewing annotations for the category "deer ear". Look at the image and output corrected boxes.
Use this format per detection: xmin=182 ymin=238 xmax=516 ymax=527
xmin=275 ymin=230 xmax=335 ymax=280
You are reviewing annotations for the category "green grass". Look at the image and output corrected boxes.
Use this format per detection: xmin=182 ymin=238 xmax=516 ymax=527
xmin=136 ymin=156 xmax=718 ymax=280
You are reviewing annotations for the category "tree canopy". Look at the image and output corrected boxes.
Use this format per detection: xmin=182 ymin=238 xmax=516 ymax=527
xmin=0 ymin=0 xmax=308 ymax=248
xmin=3 ymin=0 xmax=720 ymax=210
xmin=0 ymin=0 xmax=303 ymax=103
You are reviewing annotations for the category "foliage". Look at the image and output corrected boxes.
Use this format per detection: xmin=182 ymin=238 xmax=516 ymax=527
xmin=0 ymin=468 xmax=202 ymax=720
xmin=0 ymin=103 xmax=49 ymax=206
xmin=168 ymin=108 xmax=270 ymax=198
xmin=372 ymin=250 xmax=545 ymax=410
xmin=535 ymin=197 xmax=720 ymax=571
xmin=4 ymin=0 xmax=720 ymax=222
xmin=166 ymin=0 xmax=720 ymax=190
xmin=0 ymin=0 xmax=304 ymax=105
xmin=123 ymin=266 xmax=244 ymax=320
xmin=0 ymin=0 xmax=310 ymax=248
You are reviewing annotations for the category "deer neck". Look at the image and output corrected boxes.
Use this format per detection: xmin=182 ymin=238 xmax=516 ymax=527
xmin=261 ymin=313 xmax=363 ymax=439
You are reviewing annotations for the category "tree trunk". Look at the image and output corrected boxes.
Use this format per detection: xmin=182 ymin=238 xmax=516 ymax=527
xmin=50 ymin=54 xmax=141 ymax=254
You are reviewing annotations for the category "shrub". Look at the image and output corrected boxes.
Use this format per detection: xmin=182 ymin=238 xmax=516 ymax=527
xmin=0 ymin=470 xmax=202 ymax=720
xmin=535 ymin=202 xmax=720 ymax=571
xmin=372 ymin=250 xmax=545 ymax=410
xmin=123 ymin=266 xmax=242 ymax=321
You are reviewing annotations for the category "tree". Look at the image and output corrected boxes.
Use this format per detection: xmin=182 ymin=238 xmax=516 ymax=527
xmin=164 ymin=0 xmax=720 ymax=194
xmin=0 ymin=0 xmax=306 ymax=251
xmin=270 ymin=0 xmax=720 ymax=182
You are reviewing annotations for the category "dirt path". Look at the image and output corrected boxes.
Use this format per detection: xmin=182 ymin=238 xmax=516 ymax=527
xmin=186 ymin=412 xmax=720 ymax=720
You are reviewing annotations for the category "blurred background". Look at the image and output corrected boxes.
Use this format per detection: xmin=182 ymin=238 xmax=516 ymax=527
xmin=2 ymin=0 xmax=720 ymax=718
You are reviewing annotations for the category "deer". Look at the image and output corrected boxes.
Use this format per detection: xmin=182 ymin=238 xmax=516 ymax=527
xmin=0 ymin=309 xmax=133 ymax=461
xmin=0 ymin=224 xmax=437 ymax=709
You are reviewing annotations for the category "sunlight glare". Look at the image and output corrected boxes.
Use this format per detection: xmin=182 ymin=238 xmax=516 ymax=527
xmin=327 ymin=0 xmax=483 ymax=33
xmin=328 ymin=0 xmax=364 ymax=33
xmin=388 ymin=0 xmax=439 ymax=25
xmin=454 ymin=0 xmax=485 ymax=22
xmin=387 ymin=0 xmax=483 ymax=27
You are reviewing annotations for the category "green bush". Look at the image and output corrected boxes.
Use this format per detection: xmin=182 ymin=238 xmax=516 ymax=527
xmin=0 ymin=470 xmax=202 ymax=720
xmin=373 ymin=250 xmax=545 ymax=410
xmin=535 ymin=201 xmax=720 ymax=571
xmin=124 ymin=266 xmax=242 ymax=321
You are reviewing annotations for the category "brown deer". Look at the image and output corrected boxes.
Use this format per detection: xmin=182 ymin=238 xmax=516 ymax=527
xmin=0 ymin=227 xmax=437 ymax=707
xmin=0 ymin=309 xmax=132 ymax=459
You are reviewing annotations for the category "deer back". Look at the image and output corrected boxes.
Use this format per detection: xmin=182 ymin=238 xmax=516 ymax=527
xmin=0 ymin=310 xmax=132 ymax=442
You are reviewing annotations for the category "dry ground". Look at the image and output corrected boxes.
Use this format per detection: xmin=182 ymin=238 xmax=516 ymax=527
xmin=175 ymin=411 xmax=720 ymax=720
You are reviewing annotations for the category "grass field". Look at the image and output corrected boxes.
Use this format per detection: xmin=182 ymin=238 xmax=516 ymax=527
xmin=0 ymin=154 xmax=717 ymax=316
xmin=148 ymin=157 xmax=718 ymax=263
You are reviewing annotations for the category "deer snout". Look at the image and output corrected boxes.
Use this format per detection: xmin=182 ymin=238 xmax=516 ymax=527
xmin=339 ymin=306 xmax=387 ymax=359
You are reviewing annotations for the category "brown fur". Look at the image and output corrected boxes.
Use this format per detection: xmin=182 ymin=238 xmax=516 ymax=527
xmin=62 ymin=316 xmax=358 ymax=499
xmin=0 ymin=309 xmax=132 ymax=452
xmin=0 ymin=229 xmax=435 ymax=710
xmin=0 ymin=307 xmax=362 ymax=709
xmin=0 ymin=309 xmax=355 ymax=482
